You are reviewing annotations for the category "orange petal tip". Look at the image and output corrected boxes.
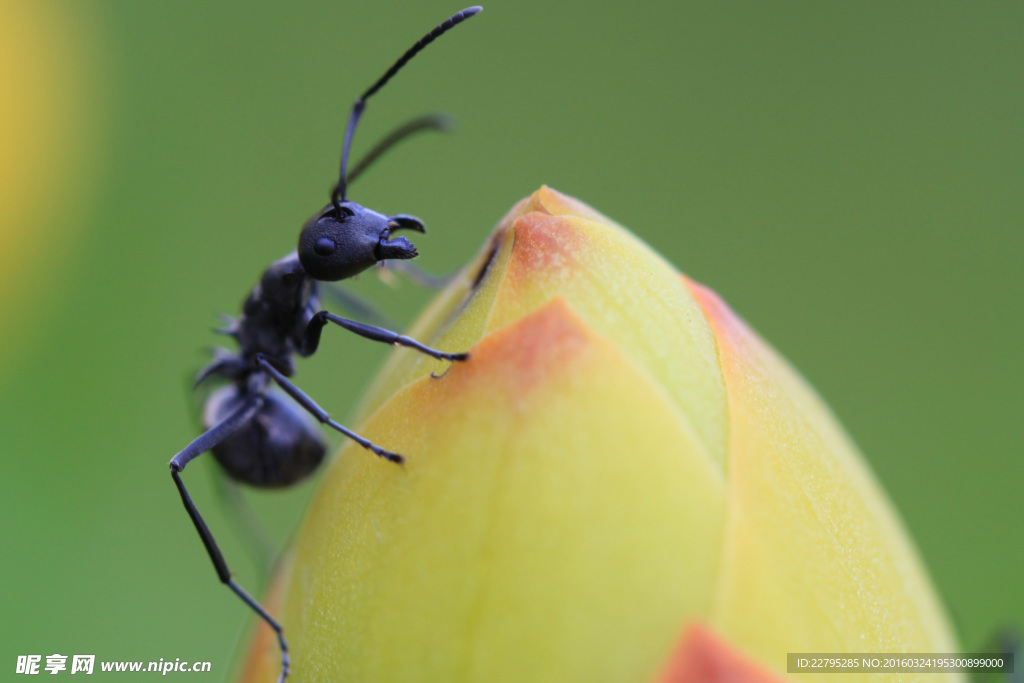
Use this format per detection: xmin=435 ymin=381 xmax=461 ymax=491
xmin=658 ymin=622 xmax=791 ymax=683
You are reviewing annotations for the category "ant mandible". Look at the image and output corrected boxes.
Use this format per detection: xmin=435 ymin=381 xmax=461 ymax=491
xmin=167 ymin=8 xmax=482 ymax=682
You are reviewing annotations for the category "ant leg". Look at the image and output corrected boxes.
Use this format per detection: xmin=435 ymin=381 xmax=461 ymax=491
xmin=168 ymin=397 xmax=291 ymax=683
xmin=319 ymin=282 xmax=400 ymax=330
xmin=301 ymin=310 xmax=470 ymax=361
xmin=169 ymin=396 xmax=263 ymax=474
xmin=211 ymin=468 xmax=276 ymax=579
xmin=381 ymin=259 xmax=458 ymax=290
xmin=254 ymin=354 xmax=404 ymax=464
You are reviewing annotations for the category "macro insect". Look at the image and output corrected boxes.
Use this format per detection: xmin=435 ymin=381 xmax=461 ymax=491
xmin=167 ymin=7 xmax=481 ymax=682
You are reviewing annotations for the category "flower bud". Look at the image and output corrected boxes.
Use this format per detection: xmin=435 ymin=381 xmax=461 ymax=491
xmin=239 ymin=187 xmax=962 ymax=682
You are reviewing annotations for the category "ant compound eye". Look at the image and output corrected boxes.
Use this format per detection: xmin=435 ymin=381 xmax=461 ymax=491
xmin=314 ymin=237 xmax=336 ymax=256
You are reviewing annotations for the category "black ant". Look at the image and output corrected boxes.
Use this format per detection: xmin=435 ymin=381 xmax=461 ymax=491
xmin=167 ymin=7 xmax=481 ymax=682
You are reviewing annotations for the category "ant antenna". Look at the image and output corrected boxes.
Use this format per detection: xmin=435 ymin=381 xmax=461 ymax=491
xmin=332 ymin=6 xmax=482 ymax=207
xmin=338 ymin=113 xmax=455 ymax=192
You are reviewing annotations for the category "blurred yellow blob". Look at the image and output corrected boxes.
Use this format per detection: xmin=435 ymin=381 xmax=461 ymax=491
xmin=240 ymin=188 xmax=962 ymax=682
xmin=0 ymin=0 xmax=102 ymax=359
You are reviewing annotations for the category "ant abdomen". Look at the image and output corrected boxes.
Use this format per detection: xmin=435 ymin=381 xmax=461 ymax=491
xmin=203 ymin=386 xmax=326 ymax=488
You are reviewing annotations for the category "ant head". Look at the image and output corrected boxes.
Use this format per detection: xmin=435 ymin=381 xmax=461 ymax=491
xmin=298 ymin=6 xmax=480 ymax=283
xmin=297 ymin=201 xmax=423 ymax=281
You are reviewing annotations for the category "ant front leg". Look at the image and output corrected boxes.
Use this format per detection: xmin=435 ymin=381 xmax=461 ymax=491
xmin=300 ymin=310 xmax=469 ymax=362
xmin=254 ymin=354 xmax=405 ymax=464
xmin=168 ymin=396 xmax=291 ymax=683
xmin=381 ymin=259 xmax=459 ymax=290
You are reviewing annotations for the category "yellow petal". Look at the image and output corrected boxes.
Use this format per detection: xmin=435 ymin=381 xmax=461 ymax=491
xmin=264 ymin=296 xmax=725 ymax=681
xmin=356 ymin=186 xmax=729 ymax=470
xmin=688 ymin=279 xmax=962 ymax=681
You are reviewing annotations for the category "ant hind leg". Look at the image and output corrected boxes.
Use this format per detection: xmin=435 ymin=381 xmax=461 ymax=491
xmin=168 ymin=396 xmax=291 ymax=682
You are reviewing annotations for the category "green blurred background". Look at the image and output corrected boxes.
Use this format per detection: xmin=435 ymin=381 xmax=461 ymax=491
xmin=1 ymin=0 xmax=1020 ymax=678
